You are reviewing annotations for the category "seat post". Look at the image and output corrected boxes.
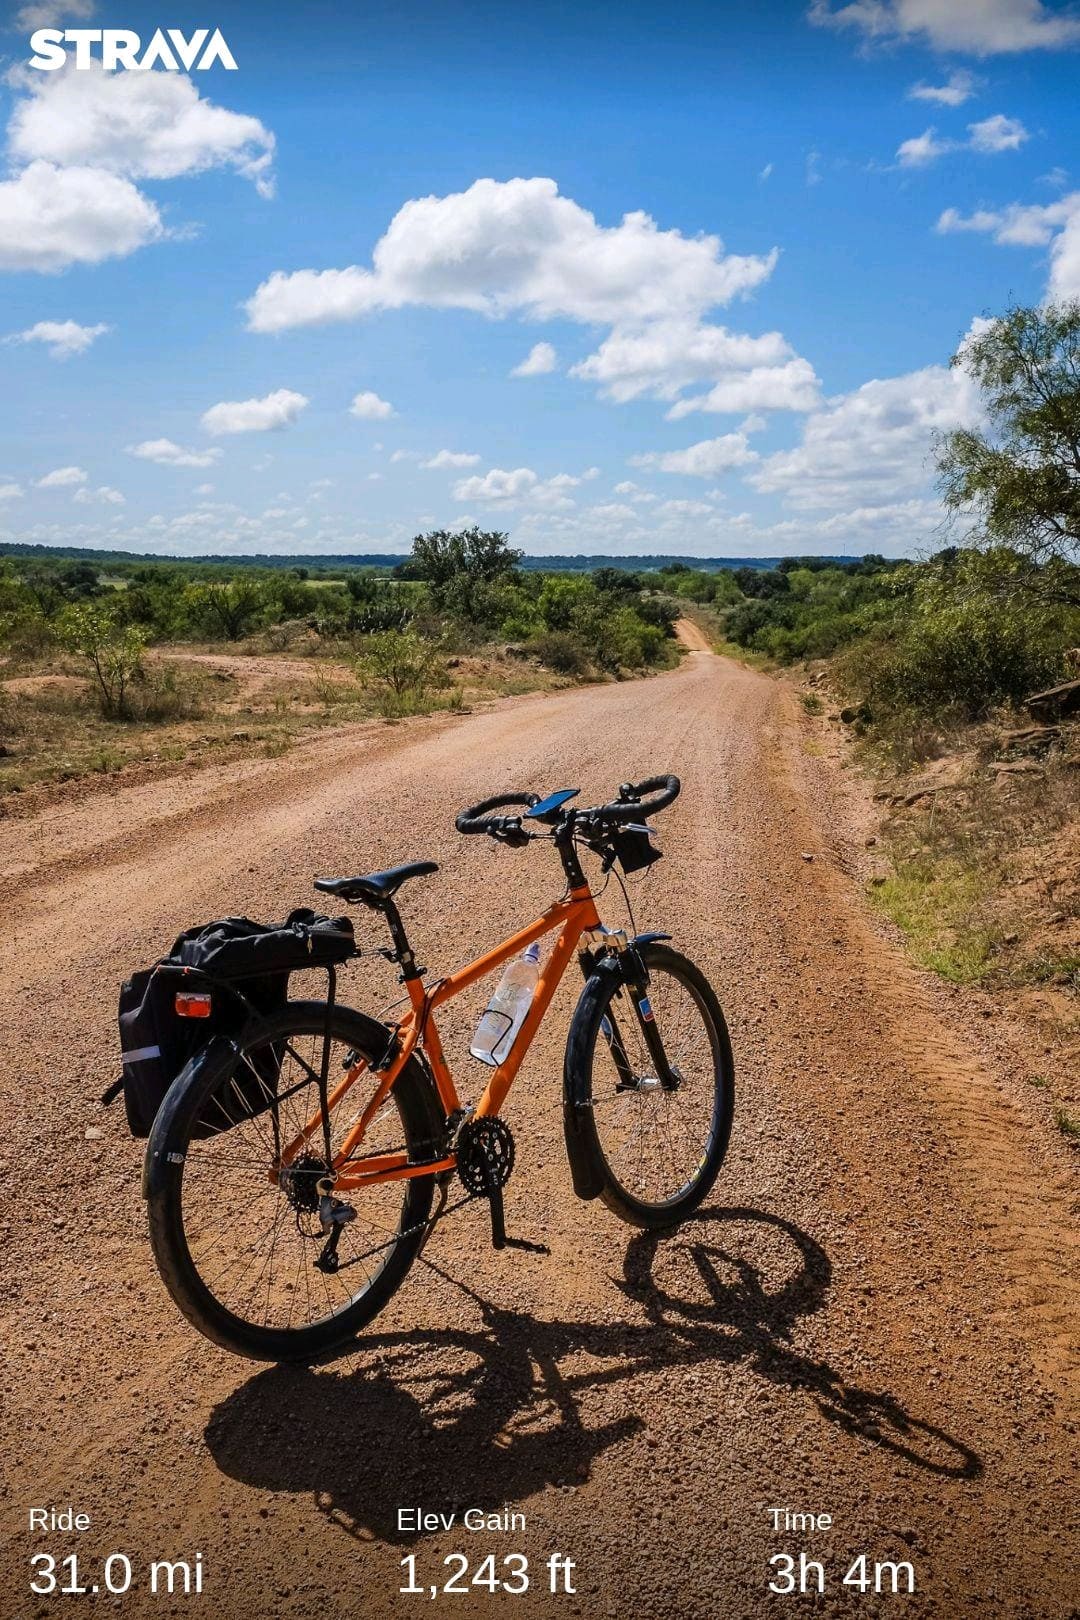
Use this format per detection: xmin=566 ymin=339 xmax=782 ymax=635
xmin=382 ymin=898 xmax=421 ymax=981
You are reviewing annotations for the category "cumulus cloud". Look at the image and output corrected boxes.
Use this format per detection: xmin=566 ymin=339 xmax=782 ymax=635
xmin=631 ymin=433 xmax=759 ymax=478
xmin=0 ymin=481 xmax=23 ymax=502
xmin=348 ymin=389 xmax=395 ymax=420
xmin=967 ymin=113 xmax=1030 ymax=153
xmin=748 ymin=364 xmax=982 ymax=510
xmin=245 ymin=176 xmax=778 ymax=333
xmin=937 ymin=191 xmax=1080 ymax=246
xmin=37 ymin=464 xmax=87 ymax=487
xmin=0 ymin=160 xmax=162 ymax=272
xmin=201 ymin=389 xmax=309 ymax=435
xmin=570 ymin=320 xmax=819 ymax=413
xmin=897 ymin=128 xmax=954 ymax=167
xmin=512 ymin=341 xmax=558 ymax=376
xmin=9 ymin=317 xmax=109 ymax=358
xmin=14 ymin=0 xmax=94 ymax=25
xmin=809 ymin=0 xmax=1080 ymax=55
xmin=936 ymin=190 xmax=1080 ymax=296
xmin=897 ymin=114 xmax=1030 ymax=167
xmin=73 ymin=484 xmax=125 ymax=505
xmin=127 ymin=438 xmax=223 ymax=468
xmin=452 ymin=465 xmax=587 ymax=509
xmin=908 ymin=70 xmax=979 ymax=106
xmin=422 ymin=449 xmax=481 ymax=468
xmin=9 ymin=63 xmax=276 ymax=197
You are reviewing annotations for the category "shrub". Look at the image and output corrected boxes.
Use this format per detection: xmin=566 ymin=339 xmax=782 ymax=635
xmin=358 ymin=628 xmax=447 ymax=716
xmin=59 ymin=602 xmax=146 ymax=719
xmin=527 ymin=630 xmax=590 ymax=676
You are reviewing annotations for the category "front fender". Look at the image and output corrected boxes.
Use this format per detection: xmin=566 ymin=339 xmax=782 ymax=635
xmin=562 ymin=932 xmax=672 ymax=1200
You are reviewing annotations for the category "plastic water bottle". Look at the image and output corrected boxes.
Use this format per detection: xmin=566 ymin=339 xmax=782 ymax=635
xmin=470 ymin=942 xmax=541 ymax=1066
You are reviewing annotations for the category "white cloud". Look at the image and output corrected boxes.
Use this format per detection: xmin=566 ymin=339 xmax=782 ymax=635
xmin=897 ymin=127 xmax=955 ymax=167
xmin=194 ymin=482 xmax=215 ymax=495
xmin=37 ymin=464 xmax=87 ymax=488
xmin=511 ymin=340 xmax=558 ymax=377
xmin=748 ymin=363 xmax=982 ymax=509
xmin=451 ymin=465 xmax=587 ymax=509
xmin=9 ymin=318 xmax=109 ymax=358
xmin=939 ymin=187 xmax=1080 ymax=298
xmin=201 ymin=389 xmax=309 ymax=435
xmin=127 ymin=438 xmax=223 ymax=468
xmin=9 ymin=62 xmax=276 ymax=197
xmin=14 ymin=0 xmax=94 ymax=26
xmin=1050 ymin=209 xmax=1080 ymax=298
xmin=898 ymin=114 xmax=1030 ymax=168
xmin=937 ymin=190 xmax=1080 ymax=294
xmin=0 ymin=160 xmax=162 ymax=272
xmin=245 ymin=176 xmax=777 ymax=333
xmin=348 ymin=389 xmax=395 ymax=420
xmin=631 ymin=433 xmax=759 ymax=478
xmin=73 ymin=484 xmax=125 ymax=506
xmin=909 ymin=70 xmax=979 ymax=106
xmin=422 ymin=449 xmax=482 ymax=468
xmin=759 ymin=162 xmax=774 ymax=181
xmin=809 ymin=0 xmax=1080 ymax=54
xmin=0 ymin=482 xmax=23 ymax=502
xmin=570 ymin=318 xmax=820 ymax=415
xmin=967 ymin=113 xmax=1029 ymax=153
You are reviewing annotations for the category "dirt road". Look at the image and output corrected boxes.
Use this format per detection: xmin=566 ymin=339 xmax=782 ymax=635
xmin=2 ymin=649 xmax=1076 ymax=1619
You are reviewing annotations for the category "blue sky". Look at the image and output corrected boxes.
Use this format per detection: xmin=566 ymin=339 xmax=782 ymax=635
xmin=2 ymin=0 xmax=1079 ymax=557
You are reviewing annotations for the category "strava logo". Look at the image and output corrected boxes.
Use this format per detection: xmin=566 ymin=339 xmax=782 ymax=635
xmin=28 ymin=28 xmax=237 ymax=71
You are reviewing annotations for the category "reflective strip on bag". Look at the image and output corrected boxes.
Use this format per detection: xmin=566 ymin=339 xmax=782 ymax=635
xmin=122 ymin=1044 xmax=161 ymax=1067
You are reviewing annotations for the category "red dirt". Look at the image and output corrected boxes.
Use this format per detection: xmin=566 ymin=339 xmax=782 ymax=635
xmin=1 ymin=650 xmax=1076 ymax=1619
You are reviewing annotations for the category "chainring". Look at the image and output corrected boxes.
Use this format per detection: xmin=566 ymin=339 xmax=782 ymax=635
xmin=457 ymin=1116 xmax=515 ymax=1196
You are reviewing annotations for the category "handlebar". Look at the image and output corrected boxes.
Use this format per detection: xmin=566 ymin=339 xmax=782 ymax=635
xmin=455 ymin=792 xmax=537 ymax=837
xmin=591 ymin=774 xmax=681 ymax=824
xmin=455 ymin=776 xmax=680 ymax=840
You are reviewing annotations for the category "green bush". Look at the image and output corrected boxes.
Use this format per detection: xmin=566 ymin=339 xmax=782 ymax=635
xmin=527 ymin=630 xmax=590 ymax=675
xmin=838 ymin=549 xmax=1076 ymax=723
xmin=59 ymin=602 xmax=146 ymax=719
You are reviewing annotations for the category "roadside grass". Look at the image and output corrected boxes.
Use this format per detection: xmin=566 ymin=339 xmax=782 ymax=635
xmin=1053 ymin=1106 xmax=1080 ymax=1138
xmin=869 ymin=857 xmax=998 ymax=983
xmin=0 ymin=641 xmax=573 ymax=808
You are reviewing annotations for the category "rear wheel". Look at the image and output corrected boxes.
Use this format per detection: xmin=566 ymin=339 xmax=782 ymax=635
xmin=146 ymin=1002 xmax=444 ymax=1362
xmin=569 ymin=944 xmax=734 ymax=1227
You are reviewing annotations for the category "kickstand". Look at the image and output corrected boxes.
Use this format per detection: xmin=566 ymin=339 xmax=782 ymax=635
xmin=484 ymin=1177 xmax=507 ymax=1251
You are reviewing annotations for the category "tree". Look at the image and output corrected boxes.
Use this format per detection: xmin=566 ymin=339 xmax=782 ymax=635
xmin=61 ymin=602 xmax=145 ymax=718
xmin=937 ymin=302 xmax=1080 ymax=603
xmin=405 ymin=527 xmax=523 ymax=594
xmin=196 ymin=578 xmax=268 ymax=641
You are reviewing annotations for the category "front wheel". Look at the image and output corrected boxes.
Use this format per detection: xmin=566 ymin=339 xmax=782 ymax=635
xmin=566 ymin=943 xmax=734 ymax=1227
xmin=146 ymin=1002 xmax=445 ymax=1362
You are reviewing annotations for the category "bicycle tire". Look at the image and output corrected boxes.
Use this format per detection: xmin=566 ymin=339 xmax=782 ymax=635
xmin=146 ymin=1001 xmax=445 ymax=1362
xmin=566 ymin=943 xmax=734 ymax=1228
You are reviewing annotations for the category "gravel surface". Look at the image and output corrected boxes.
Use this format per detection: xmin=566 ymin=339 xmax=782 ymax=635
xmin=2 ymin=649 xmax=1076 ymax=1620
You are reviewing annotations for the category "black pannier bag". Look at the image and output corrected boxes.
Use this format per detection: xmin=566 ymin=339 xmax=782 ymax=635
xmin=114 ymin=908 xmax=355 ymax=1139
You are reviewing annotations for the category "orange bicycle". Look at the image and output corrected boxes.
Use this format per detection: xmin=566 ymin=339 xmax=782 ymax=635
xmin=146 ymin=775 xmax=734 ymax=1361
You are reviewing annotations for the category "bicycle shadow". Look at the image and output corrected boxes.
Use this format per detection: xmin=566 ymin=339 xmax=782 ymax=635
xmin=204 ymin=1206 xmax=981 ymax=1543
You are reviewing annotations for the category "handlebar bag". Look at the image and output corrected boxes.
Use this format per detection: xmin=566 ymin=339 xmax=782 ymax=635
xmin=610 ymin=827 xmax=663 ymax=875
xmin=114 ymin=909 xmax=354 ymax=1139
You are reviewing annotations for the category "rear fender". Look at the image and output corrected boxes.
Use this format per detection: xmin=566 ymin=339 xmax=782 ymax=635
xmin=142 ymin=1036 xmax=238 ymax=1200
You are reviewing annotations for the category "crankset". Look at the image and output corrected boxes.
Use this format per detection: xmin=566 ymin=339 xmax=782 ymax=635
xmin=456 ymin=1117 xmax=547 ymax=1254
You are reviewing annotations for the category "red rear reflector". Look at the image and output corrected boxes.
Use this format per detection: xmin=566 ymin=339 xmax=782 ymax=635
xmin=175 ymin=991 xmax=213 ymax=1019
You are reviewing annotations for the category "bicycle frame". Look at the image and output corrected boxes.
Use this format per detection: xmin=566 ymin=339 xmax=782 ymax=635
xmin=270 ymin=882 xmax=603 ymax=1192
